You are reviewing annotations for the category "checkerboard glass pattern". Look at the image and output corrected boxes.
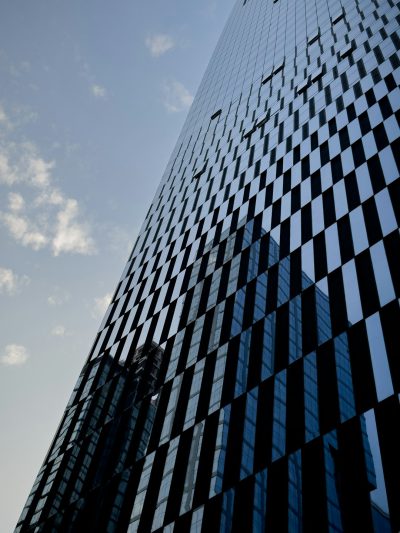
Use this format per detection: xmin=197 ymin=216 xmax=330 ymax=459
xmin=17 ymin=0 xmax=400 ymax=531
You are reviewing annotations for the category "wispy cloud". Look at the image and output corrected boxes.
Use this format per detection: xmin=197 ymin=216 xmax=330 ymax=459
xmin=47 ymin=288 xmax=70 ymax=306
xmin=93 ymin=292 xmax=112 ymax=319
xmin=8 ymin=192 xmax=25 ymax=212
xmin=52 ymin=198 xmax=95 ymax=256
xmin=0 ymin=267 xmax=30 ymax=295
xmin=91 ymin=84 xmax=107 ymax=99
xmin=0 ymin=151 xmax=16 ymax=186
xmin=1 ymin=344 xmax=29 ymax=367
xmin=0 ymin=103 xmax=37 ymax=130
xmin=0 ymin=104 xmax=10 ymax=127
xmin=0 ymin=142 xmax=54 ymax=187
xmin=9 ymin=60 xmax=31 ymax=78
xmin=51 ymin=325 xmax=67 ymax=337
xmin=1 ymin=202 xmax=48 ymax=250
xmin=0 ymin=52 xmax=31 ymax=91
xmin=145 ymin=34 xmax=175 ymax=58
xmin=0 ymin=111 xmax=96 ymax=256
xmin=162 ymin=80 xmax=193 ymax=113
xmin=72 ymin=44 xmax=108 ymax=101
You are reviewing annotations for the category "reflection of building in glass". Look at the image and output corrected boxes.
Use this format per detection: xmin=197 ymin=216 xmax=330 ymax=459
xmin=17 ymin=343 xmax=163 ymax=531
xmin=371 ymin=502 xmax=392 ymax=533
xmin=170 ymin=224 xmax=387 ymax=533
xmin=18 ymin=0 xmax=400 ymax=530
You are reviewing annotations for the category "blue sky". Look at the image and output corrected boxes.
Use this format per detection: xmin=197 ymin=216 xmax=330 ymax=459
xmin=0 ymin=1 xmax=233 ymax=530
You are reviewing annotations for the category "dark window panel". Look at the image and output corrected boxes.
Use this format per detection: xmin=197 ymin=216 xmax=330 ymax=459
xmin=274 ymin=303 xmax=289 ymax=373
xmin=164 ymin=428 xmax=194 ymax=524
xmin=286 ymin=359 xmax=305 ymax=454
xmin=380 ymin=301 xmax=400 ymax=393
xmin=254 ymin=377 xmax=274 ymax=472
xmin=355 ymin=251 xmax=381 ymax=318
xmin=193 ymin=412 xmax=219 ymax=508
xmin=222 ymin=394 xmax=246 ymax=490
xmin=336 ymin=418 xmax=375 ymax=532
xmin=265 ymin=458 xmax=288 ymax=533
xmin=375 ymin=397 xmax=400 ymax=530
xmin=317 ymin=342 xmax=340 ymax=434
xmin=348 ymin=322 xmax=378 ymax=414
xmin=302 ymin=287 xmax=317 ymax=355
xmin=302 ymin=439 xmax=328 ymax=531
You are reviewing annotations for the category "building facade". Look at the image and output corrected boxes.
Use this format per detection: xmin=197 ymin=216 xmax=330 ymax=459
xmin=17 ymin=0 xmax=400 ymax=531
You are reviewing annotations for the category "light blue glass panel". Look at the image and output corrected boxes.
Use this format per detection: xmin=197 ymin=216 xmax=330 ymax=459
xmin=210 ymin=405 xmax=231 ymax=497
xmin=262 ymin=313 xmax=276 ymax=380
xmin=220 ymin=489 xmax=235 ymax=533
xmin=323 ymin=431 xmax=343 ymax=532
xmin=240 ymin=388 xmax=258 ymax=480
xmin=235 ymin=329 xmax=252 ymax=397
xmin=253 ymin=469 xmax=268 ymax=532
xmin=231 ymin=287 xmax=246 ymax=338
xmin=366 ymin=313 xmax=394 ymax=402
xmin=254 ymin=273 xmax=268 ymax=323
xmin=316 ymin=278 xmax=332 ymax=345
xmin=288 ymin=451 xmax=302 ymax=532
xmin=304 ymin=351 xmax=319 ymax=443
xmin=364 ymin=410 xmax=390 ymax=516
xmin=289 ymin=296 xmax=302 ymax=364
xmin=334 ymin=333 xmax=356 ymax=422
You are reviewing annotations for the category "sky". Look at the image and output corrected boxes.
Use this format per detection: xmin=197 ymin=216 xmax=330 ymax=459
xmin=0 ymin=1 xmax=234 ymax=530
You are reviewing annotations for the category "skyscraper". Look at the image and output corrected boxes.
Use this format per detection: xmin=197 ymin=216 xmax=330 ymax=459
xmin=17 ymin=0 xmax=400 ymax=530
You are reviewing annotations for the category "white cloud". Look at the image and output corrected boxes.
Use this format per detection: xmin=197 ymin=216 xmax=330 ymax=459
xmin=1 ymin=211 xmax=26 ymax=240
xmin=0 ymin=152 xmax=16 ymax=185
xmin=1 ymin=188 xmax=95 ymax=256
xmin=1 ymin=209 xmax=48 ymax=250
xmin=34 ymin=188 xmax=64 ymax=207
xmin=93 ymin=292 xmax=112 ymax=318
xmin=145 ymin=34 xmax=175 ymax=57
xmin=0 ymin=267 xmax=29 ymax=295
xmin=1 ymin=344 xmax=29 ymax=366
xmin=0 ymin=268 xmax=16 ymax=294
xmin=0 ymin=141 xmax=55 ymax=188
xmin=91 ymin=84 xmax=107 ymax=99
xmin=0 ymin=116 xmax=96 ymax=256
xmin=162 ymin=80 xmax=194 ymax=113
xmin=52 ymin=199 xmax=96 ymax=256
xmin=51 ymin=325 xmax=66 ymax=337
xmin=28 ymin=156 xmax=54 ymax=188
xmin=8 ymin=192 xmax=25 ymax=212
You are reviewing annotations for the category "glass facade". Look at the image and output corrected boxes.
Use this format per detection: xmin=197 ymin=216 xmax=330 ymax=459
xmin=17 ymin=0 xmax=400 ymax=530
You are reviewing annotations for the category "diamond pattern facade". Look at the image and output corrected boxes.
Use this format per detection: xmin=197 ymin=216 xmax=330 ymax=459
xmin=17 ymin=0 xmax=400 ymax=531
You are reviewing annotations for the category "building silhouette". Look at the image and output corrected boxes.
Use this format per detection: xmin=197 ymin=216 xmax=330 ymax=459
xmin=17 ymin=0 xmax=400 ymax=530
